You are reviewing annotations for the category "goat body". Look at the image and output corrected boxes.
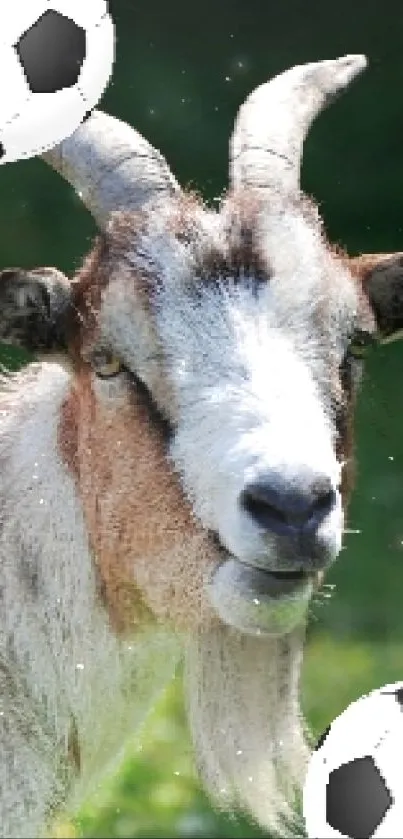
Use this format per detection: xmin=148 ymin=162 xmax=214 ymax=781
xmin=0 ymin=55 xmax=402 ymax=837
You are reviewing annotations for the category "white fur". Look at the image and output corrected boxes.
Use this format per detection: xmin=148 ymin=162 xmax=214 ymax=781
xmin=0 ymin=362 xmax=180 ymax=837
xmin=149 ymin=207 xmax=356 ymax=570
xmin=0 ymin=186 xmax=364 ymax=839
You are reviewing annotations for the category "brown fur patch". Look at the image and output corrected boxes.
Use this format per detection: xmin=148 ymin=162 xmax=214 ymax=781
xmin=68 ymin=235 xmax=111 ymax=357
xmin=219 ymin=189 xmax=271 ymax=278
xmin=164 ymin=190 xmax=205 ymax=241
xmin=58 ymin=363 xmax=220 ymax=636
xmin=67 ymin=716 xmax=81 ymax=774
xmin=68 ymin=208 xmax=162 ymax=367
xmin=59 ymin=386 xmax=79 ymax=481
xmin=350 ymin=252 xmax=403 ymax=338
xmin=337 ymin=253 xmax=402 ymax=506
xmin=336 ymin=388 xmax=357 ymax=509
xmin=349 ymin=252 xmax=397 ymax=278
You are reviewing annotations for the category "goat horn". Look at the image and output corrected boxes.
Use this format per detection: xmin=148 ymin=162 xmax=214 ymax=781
xmin=229 ymin=54 xmax=367 ymax=198
xmin=42 ymin=110 xmax=180 ymax=229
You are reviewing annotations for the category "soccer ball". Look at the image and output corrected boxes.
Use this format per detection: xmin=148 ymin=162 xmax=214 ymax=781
xmin=303 ymin=682 xmax=403 ymax=837
xmin=0 ymin=0 xmax=115 ymax=164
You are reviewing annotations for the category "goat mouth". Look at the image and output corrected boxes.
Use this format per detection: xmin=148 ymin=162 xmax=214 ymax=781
xmin=263 ymin=567 xmax=307 ymax=583
xmin=208 ymin=554 xmax=313 ymax=637
xmin=267 ymin=568 xmax=306 ymax=579
xmin=210 ymin=531 xmax=310 ymax=596
xmin=235 ymin=563 xmax=310 ymax=598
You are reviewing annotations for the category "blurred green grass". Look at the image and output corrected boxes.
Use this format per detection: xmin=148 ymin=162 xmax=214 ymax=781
xmin=52 ymin=631 xmax=403 ymax=839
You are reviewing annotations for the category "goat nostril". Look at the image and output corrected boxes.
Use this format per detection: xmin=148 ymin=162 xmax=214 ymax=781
xmin=240 ymin=476 xmax=336 ymax=534
xmin=310 ymin=477 xmax=334 ymax=506
xmin=314 ymin=488 xmax=335 ymax=514
xmin=242 ymin=489 xmax=288 ymax=527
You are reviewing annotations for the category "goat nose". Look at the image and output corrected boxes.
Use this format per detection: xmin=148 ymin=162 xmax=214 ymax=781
xmin=240 ymin=474 xmax=336 ymax=536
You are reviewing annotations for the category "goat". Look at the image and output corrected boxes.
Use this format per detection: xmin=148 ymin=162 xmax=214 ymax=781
xmin=0 ymin=54 xmax=402 ymax=839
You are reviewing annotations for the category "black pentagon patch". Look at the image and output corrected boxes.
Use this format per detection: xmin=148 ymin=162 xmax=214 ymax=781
xmin=315 ymin=724 xmax=331 ymax=750
xmin=326 ymin=755 xmax=392 ymax=838
xmin=16 ymin=10 xmax=86 ymax=94
xmin=0 ymin=143 xmax=4 ymax=161
xmin=82 ymin=108 xmax=94 ymax=124
xmin=381 ymin=686 xmax=403 ymax=708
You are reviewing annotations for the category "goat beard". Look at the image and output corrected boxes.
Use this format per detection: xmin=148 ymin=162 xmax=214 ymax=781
xmin=183 ymin=623 xmax=309 ymax=836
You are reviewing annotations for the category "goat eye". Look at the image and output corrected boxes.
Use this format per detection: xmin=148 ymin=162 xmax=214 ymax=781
xmin=348 ymin=330 xmax=376 ymax=359
xmin=91 ymin=351 xmax=123 ymax=379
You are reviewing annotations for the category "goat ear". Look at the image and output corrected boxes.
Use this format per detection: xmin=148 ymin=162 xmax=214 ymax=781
xmin=0 ymin=267 xmax=72 ymax=352
xmin=351 ymin=252 xmax=403 ymax=344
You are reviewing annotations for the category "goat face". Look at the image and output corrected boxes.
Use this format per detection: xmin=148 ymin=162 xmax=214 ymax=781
xmin=1 ymin=55 xmax=403 ymax=644
xmin=91 ymin=188 xmax=372 ymax=640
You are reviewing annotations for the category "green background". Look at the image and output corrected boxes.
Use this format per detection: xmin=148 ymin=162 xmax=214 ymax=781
xmin=2 ymin=1 xmax=403 ymax=836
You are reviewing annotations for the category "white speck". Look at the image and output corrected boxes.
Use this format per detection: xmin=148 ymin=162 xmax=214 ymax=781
xmin=181 ymin=98 xmax=186 ymax=104
xmin=149 ymin=108 xmax=155 ymax=116
xmin=236 ymin=749 xmax=243 ymax=755
xmin=181 ymin=69 xmax=186 ymax=74
xmin=248 ymin=776 xmax=253 ymax=782
xmin=253 ymin=598 xmax=260 ymax=605
xmin=388 ymin=455 xmax=394 ymax=461
xmin=39 ymin=498 xmax=44 ymax=505
xmin=214 ymin=105 xmax=219 ymax=111
xmin=230 ymin=33 xmax=234 ymax=38
xmin=225 ymin=75 xmax=231 ymax=82
xmin=237 ymin=60 xmax=244 ymax=68
xmin=0 ymin=711 xmax=4 ymax=717
xmin=76 ymin=663 xmax=84 ymax=671
xmin=174 ymin=771 xmax=180 ymax=776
